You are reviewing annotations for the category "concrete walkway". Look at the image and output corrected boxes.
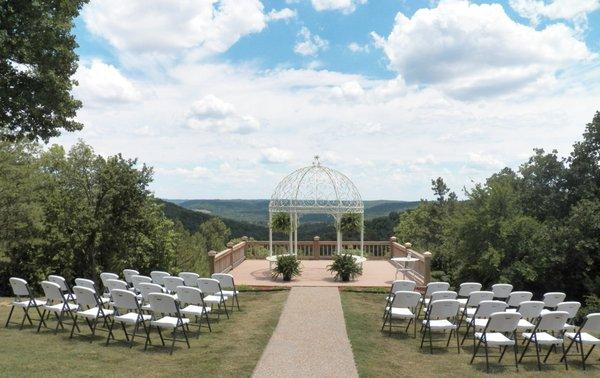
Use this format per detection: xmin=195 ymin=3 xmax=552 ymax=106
xmin=253 ymin=287 xmax=358 ymax=378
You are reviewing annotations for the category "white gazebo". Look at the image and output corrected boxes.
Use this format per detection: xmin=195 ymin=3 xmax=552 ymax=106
xmin=268 ymin=156 xmax=365 ymax=257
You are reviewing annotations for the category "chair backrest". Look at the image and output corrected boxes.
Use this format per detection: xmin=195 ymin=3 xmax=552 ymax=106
xmin=163 ymin=276 xmax=185 ymax=293
xmin=138 ymin=282 xmax=163 ymax=300
xmin=428 ymin=299 xmax=460 ymax=319
xmin=491 ymin=283 xmax=513 ymax=299
xmin=179 ymin=272 xmax=200 ymax=286
xmin=517 ymin=301 xmax=545 ymax=319
xmin=100 ymin=272 xmax=119 ymax=289
xmin=9 ymin=277 xmax=30 ymax=297
xmin=197 ymin=278 xmax=221 ymax=295
xmin=507 ymin=291 xmax=533 ymax=307
xmin=150 ymin=271 xmax=170 ymax=285
xmin=41 ymin=281 xmax=64 ymax=303
xmin=177 ymin=286 xmax=204 ymax=305
xmin=458 ymin=282 xmax=482 ymax=297
xmin=212 ymin=273 xmax=235 ymax=289
xmin=543 ymin=292 xmax=566 ymax=308
xmin=486 ymin=312 xmax=521 ymax=333
xmin=466 ymin=291 xmax=494 ymax=307
xmin=111 ymin=289 xmax=139 ymax=311
xmin=47 ymin=275 xmax=69 ymax=292
xmin=536 ymin=311 xmax=569 ymax=333
xmin=430 ymin=290 xmax=457 ymax=302
xmin=474 ymin=300 xmax=508 ymax=318
xmin=74 ymin=278 xmax=96 ymax=290
xmin=106 ymin=279 xmax=128 ymax=292
xmin=391 ymin=291 xmax=421 ymax=309
xmin=556 ymin=301 xmax=580 ymax=319
xmin=390 ymin=280 xmax=417 ymax=293
xmin=148 ymin=292 xmax=178 ymax=315
xmin=123 ymin=269 xmax=139 ymax=284
xmin=73 ymin=286 xmax=98 ymax=308
xmin=581 ymin=313 xmax=600 ymax=334
xmin=424 ymin=282 xmax=450 ymax=297
xmin=131 ymin=275 xmax=152 ymax=289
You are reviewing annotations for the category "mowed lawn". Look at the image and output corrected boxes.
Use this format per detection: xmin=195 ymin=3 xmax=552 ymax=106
xmin=0 ymin=290 xmax=288 ymax=377
xmin=341 ymin=291 xmax=598 ymax=377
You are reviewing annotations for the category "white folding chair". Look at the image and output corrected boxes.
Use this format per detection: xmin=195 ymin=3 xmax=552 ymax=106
xmin=457 ymin=282 xmax=482 ymax=306
xmin=123 ymin=269 xmax=139 ymax=286
xmin=471 ymin=311 xmax=521 ymax=373
xmin=554 ymin=302 xmax=581 ymax=331
xmin=48 ymin=275 xmax=76 ymax=302
xmin=541 ymin=292 xmax=567 ymax=312
xmin=562 ymin=313 xmax=600 ymax=370
xmin=106 ymin=279 xmax=129 ymax=293
xmin=100 ymin=272 xmax=119 ymax=297
xmin=138 ymin=282 xmax=165 ymax=311
xmin=382 ymin=291 xmax=421 ymax=337
xmin=177 ymin=286 xmax=212 ymax=337
xmin=417 ymin=282 xmax=450 ymax=319
xmin=513 ymin=301 xmax=544 ymax=334
xmin=457 ymin=291 xmax=494 ymax=328
xmin=420 ymin=299 xmax=460 ymax=354
xmin=145 ymin=293 xmax=190 ymax=355
xmin=179 ymin=272 xmax=200 ymax=286
xmin=5 ymin=278 xmax=46 ymax=330
xmin=506 ymin=291 xmax=533 ymax=309
xmin=461 ymin=300 xmax=508 ymax=345
xmin=197 ymin=278 xmax=229 ymax=319
xmin=163 ymin=276 xmax=185 ymax=297
xmin=519 ymin=311 xmax=569 ymax=370
xmin=70 ymin=286 xmax=114 ymax=341
xmin=37 ymin=281 xmax=80 ymax=334
xmin=107 ymin=289 xmax=152 ymax=348
xmin=212 ymin=273 xmax=241 ymax=311
xmin=383 ymin=280 xmax=416 ymax=318
xmin=150 ymin=271 xmax=171 ymax=286
xmin=75 ymin=278 xmax=110 ymax=305
xmin=131 ymin=274 xmax=152 ymax=293
xmin=491 ymin=283 xmax=513 ymax=300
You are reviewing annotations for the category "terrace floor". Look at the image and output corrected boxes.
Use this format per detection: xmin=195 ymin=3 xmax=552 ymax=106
xmin=232 ymin=259 xmax=399 ymax=287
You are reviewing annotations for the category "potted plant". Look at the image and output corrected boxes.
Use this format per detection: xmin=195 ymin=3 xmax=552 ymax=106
xmin=271 ymin=212 xmax=292 ymax=233
xmin=273 ymin=254 xmax=301 ymax=281
xmin=327 ymin=253 xmax=363 ymax=282
xmin=339 ymin=213 xmax=361 ymax=234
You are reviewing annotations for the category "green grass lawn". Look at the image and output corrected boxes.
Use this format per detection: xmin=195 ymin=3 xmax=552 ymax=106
xmin=0 ymin=290 xmax=288 ymax=377
xmin=341 ymin=291 xmax=598 ymax=377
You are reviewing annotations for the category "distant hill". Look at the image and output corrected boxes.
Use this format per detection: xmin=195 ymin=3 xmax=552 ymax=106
xmin=170 ymin=199 xmax=419 ymax=225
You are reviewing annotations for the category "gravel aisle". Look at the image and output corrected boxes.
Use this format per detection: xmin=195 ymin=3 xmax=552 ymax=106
xmin=252 ymin=287 xmax=358 ymax=378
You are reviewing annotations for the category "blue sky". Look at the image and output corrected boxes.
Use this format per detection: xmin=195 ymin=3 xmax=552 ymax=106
xmin=60 ymin=0 xmax=600 ymax=200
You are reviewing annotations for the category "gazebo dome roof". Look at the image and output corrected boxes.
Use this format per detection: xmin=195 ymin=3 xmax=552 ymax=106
xmin=269 ymin=156 xmax=364 ymax=215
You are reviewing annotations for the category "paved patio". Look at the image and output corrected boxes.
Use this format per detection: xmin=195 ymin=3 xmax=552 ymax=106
xmin=232 ymin=259 xmax=399 ymax=287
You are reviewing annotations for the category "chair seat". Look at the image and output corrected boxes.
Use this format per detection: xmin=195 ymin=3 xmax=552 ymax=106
xmin=460 ymin=307 xmax=476 ymax=316
xmin=457 ymin=298 xmax=468 ymax=305
xmin=422 ymin=319 xmax=457 ymax=330
xmin=516 ymin=319 xmax=535 ymax=330
xmin=77 ymin=307 xmax=114 ymax=319
xmin=475 ymin=332 xmax=515 ymax=346
xmin=44 ymin=302 xmax=79 ymax=313
xmin=390 ymin=307 xmax=415 ymax=319
xmin=114 ymin=312 xmax=151 ymax=324
xmin=522 ymin=332 xmax=563 ymax=345
xmin=141 ymin=303 xmax=152 ymax=311
xmin=181 ymin=305 xmax=211 ymax=316
xmin=203 ymin=294 xmax=228 ymax=303
xmin=99 ymin=297 xmax=110 ymax=305
xmin=13 ymin=299 xmax=46 ymax=308
xmin=221 ymin=290 xmax=238 ymax=297
xmin=565 ymin=332 xmax=600 ymax=345
xmin=151 ymin=316 xmax=190 ymax=329
xmin=562 ymin=323 xmax=576 ymax=331
xmin=466 ymin=318 xmax=488 ymax=330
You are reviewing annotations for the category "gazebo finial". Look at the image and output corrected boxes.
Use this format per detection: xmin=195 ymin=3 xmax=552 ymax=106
xmin=313 ymin=155 xmax=320 ymax=166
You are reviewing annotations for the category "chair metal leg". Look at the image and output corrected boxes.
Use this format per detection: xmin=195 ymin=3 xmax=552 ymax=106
xmin=428 ymin=326 xmax=433 ymax=354
xmin=5 ymin=306 xmax=15 ymax=327
xmin=121 ymin=322 xmax=130 ymax=342
xmin=37 ymin=309 xmax=47 ymax=332
xmin=181 ymin=324 xmax=190 ymax=348
xmin=580 ymin=340 xmax=586 ymax=370
xmin=106 ymin=318 xmax=115 ymax=345
xmin=130 ymin=321 xmax=139 ymax=348
xmin=543 ymin=344 xmax=555 ymax=363
xmin=235 ymin=294 xmax=241 ymax=311
xmin=484 ymin=342 xmax=489 ymax=373
xmin=535 ymin=340 xmax=542 ymax=371
xmin=514 ymin=341 xmax=519 ymax=372
xmin=34 ymin=305 xmax=47 ymax=329
xmin=470 ymin=338 xmax=482 ymax=364
xmin=69 ymin=315 xmax=78 ymax=338
xmin=169 ymin=329 xmax=176 ymax=355
xmin=157 ymin=326 xmax=165 ymax=346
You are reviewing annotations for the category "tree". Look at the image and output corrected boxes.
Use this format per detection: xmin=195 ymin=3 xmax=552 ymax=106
xmin=1 ymin=0 xmax=87 ymax=142
xmin=197 ymin=218 xmax=231 ymax=252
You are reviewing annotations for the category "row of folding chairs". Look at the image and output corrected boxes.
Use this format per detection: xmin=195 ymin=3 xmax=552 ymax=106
xmin=381 ymin=280 xmax=600 ymax=372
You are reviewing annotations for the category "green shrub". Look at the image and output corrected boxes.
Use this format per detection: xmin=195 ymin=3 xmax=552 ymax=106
xmin=340 ymin=213 xmax=361 ymax=234
xmin=273 ymin=255 xmax=301 ymax=281
xmin=328 ymin=253 xmax=363 ymax=282
xmin=271 ymin=212 xmax=291 ymax=233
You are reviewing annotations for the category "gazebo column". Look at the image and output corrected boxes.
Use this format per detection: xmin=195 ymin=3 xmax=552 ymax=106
xmin=360 ymin=212 xmax=364 ymax=257
xmin=269 ymin=211 xmax=273 ymax=256
xmin=294 ymin=212 xmax=298 ymax=256
xmin=336 ymin=214 xmax=342 ymax=255
xmin=288 ymin=212 xmax=293 ymax=255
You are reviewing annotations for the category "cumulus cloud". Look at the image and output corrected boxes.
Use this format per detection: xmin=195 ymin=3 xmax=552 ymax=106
xmin=374 ymin=0 xmax=592 ymax=99
xmin=348 ymin=42 xmax=369 ymax=53
xmin=158 ymin=166 xmax=211 ymax=179
xmin=468 ymin=152 xmax=505 ymax=169
xmin=332 ymin=81 xmax=365 ymax=100
xmin=311 ymin=0 xmax=367 ymax=14
xmin=294 ymin=27 xmax=329 ymax=56
xmin=73 ymin=60 xmax=141 ymax=105
xmin=509 ymin=0 xmax=600 ymax=28
xmin=83 ymin=0 xmax=268 ymax=58
xmin=261 ymin=147 xmax=293 ymax=164
xmin=186 ymin=95 xmax=260 ymax=134
xmin=266 ymin=8 xmax=297 ymax=21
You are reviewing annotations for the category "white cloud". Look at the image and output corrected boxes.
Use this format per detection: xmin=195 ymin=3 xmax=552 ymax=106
xmin=158 ymin=166 xmax=211 ymax=179
xmin=73 ymin=60 xmax=141 ymax=105
xmin=311 ymin=0 xmax=367 ymax=14
xmin=332 ymin=81 xmax=365 ymax=100
xmin=509 ymin=0 xmax=599 ymax=28
xmin=261 ymin=147 xmax=293 ymax=164
xmin=468 ymin=152 xmax=505 ymax=168
xmin=186 ymin=95 xmax=260 ymax=134
xmin=266 ymin=8 xmax=297 ymax=21
xmin=294 ymin=27 xmax=329 ymax=56
xmin=374 ymin=0 xmax=592 ymax=99
xmin=348 ymin=42 xmax=369 ymax=53
xmin=83 ymin=0 xmax=268 ymax=58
